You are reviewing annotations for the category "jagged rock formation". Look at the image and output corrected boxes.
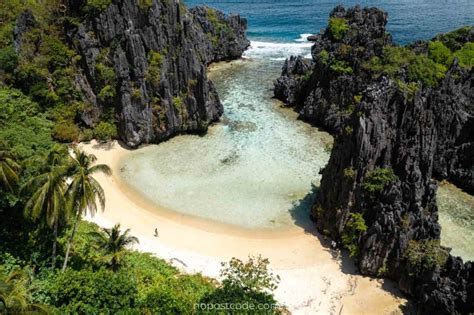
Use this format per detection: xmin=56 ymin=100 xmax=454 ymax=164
xmin=275 ymin=5 xmax=474 ymax=314
xmin=274 ymin=6 xmax=473 ymax=192
xmin=69 ymin=0 xmax=249 ymax=147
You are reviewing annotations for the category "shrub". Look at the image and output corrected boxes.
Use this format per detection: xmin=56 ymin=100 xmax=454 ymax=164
xmin=52 ymin=121 xmax=80 ymax=142
xmin=84 ymin=0 xmax=112 ymax=12
xmin=219 ymin=256 xmax=280 ymax=293
xmin=95 ymin=63 xmax=115 ymax=86
xmin=146 ymin=51 xmax=164 ymax=86
xmin=407 ymin=54 xmax=447 ymax=86
xmin=93 ymin=121 xmax=117 ymax=142
xmin=328 ymin=17 xmax=349 ymax=41
xmin=362 ymin=167 xmax=398 ymax=194
xmin=343 ymin=167 xmax=356 ymax=180
xmin=36 ymin=268 xmax=137 ymax=313
xmin=341 ymin=213 xmax=367 ymax=257
xmin=405 ymin=240 xmax=450 ymax=275
xmin=365 ymin=46 xmax=447 ymax=86
xmin=0 ymin=88 xmax=53 ymax=159
xmin=428 ymin=41 xmax=453 ymax=66
xmin=97 ymin=84 xmax=116 ymax=102
xmin=199 ymin=256 xmax=282 ymax=314
xmin=454 ymin=42 xmax=474 ymax=69
xmin=0 ymin=46 xmax=18 ymax=72
xmin=353 ymin=94 xmax=362 ymax=104
xmin=330 ymin=59 xmax=353 ymax=74
xmin=318 ymin=49 xmax=330 ymax=65
xmin=435 ymin=26 xmax=473 ymax=51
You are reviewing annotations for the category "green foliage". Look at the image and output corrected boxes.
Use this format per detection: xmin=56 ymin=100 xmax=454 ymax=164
xmin=146 ymin=50 xmax=164 ymax=87
xmin=97 ymin=84 xmax=116 ymax=102
xmin=343 ymin=167 xmax=356 ymax=180
xmin=328 ymin=17 xmax=349 ymax=41
xmin=52 ymin=121 xmax=80 ymax=142
xmin=138 ymin=0 xmax=153 ymax=9
xmin=343 ymin=125 xmax=353 ymax=135
xmin=93 ymin=121 xmax=117 ymax=142
xmin=435 ymin=26 xmax=473 ymax=51
xmin=219 ymin=256 xmax=280 ymax=293
xmin=428 ymin=41 xmax=453 ymax=66
xmin=84 ymin=0 xmax=112 ymax=13
xmin=362 ymin=167 xmax=398 ymax=194
xmin=395 ymin=79 xmax=419 ymax=97
xmin=0 ymin=46 xmax=18 ymax=72
xmin=318 ymin=49 xmax=330 ymax=65
xmin=95 ymin=63 xmax=115 ymax=86
xmin=199 ymin=256 xmax=282 ymax=314
xmin=330 ymin=59 xmax=353 ymax=74
xmin=0 ymin=88 xmax=54 ymax=160
xmin=408 ymin=54 xmax=447 ymax=86
xmin=89 ymin=224 xmax=139 ymax=271
xmin=365 ymin=46 xmax=447 ymax=86
xmin=341 ymin=213 xmax=367 ymax=257
xmin=353 ymin=94 xmax=362 ymax=104
xmin=37 ymin=268 xmax=137 ymax=313
xmin=206 ymin=7 xmax=233 ymax=45
xmin=454 ymin=42 xmax=474 ymax=69
xmin=405 ymin=240 xmax=450 ymax=275
xmin=0 ymin=268 xmax=49 ymax=314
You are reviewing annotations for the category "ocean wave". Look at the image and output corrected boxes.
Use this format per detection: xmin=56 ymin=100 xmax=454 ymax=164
xmin=295 ymin=33 xmax=313 ymax=42
xmin=243 ymin=40 xmax=313 ymax=60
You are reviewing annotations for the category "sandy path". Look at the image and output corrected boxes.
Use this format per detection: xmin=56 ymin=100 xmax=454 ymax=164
xmin=81 ymin=140 xmax=407 ymax=314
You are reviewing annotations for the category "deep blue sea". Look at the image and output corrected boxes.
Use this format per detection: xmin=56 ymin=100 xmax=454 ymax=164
xmin=185 ymin=0 xmax=474 ymax=45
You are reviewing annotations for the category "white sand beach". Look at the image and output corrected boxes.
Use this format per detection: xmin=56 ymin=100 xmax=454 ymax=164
xmin=81 ymin=140 xmax=408 ymax=315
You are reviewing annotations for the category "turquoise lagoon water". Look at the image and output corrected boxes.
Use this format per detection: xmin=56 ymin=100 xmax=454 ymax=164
xmin=120 ymin=1 xmax=474 ymax=259
xmin=119 ymin=56 xmax=332 ymax=230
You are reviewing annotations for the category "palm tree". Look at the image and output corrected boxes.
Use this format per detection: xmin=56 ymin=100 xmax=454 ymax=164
xmin=0 ymin=141 xmax=20 ymax=192
xmin=90 ymin=223 xmax=139 ymax=271
xmin=23 ymin=146 xmax=70 ymax=268
xmin=0 ymin=269 xmax=49 ymax=314
xmin=61 ymin=148 xmax=111 ymax=272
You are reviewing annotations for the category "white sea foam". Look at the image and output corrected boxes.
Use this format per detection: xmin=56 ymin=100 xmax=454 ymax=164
xmin=295 ymin=33 xmax=313 ymax=42
xmin=243 ymin=40 xmax=313 ymax=60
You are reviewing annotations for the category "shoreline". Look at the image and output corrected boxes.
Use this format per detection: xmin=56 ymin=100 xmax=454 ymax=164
xmin=80 ymin=140 xmax=408 ymax=314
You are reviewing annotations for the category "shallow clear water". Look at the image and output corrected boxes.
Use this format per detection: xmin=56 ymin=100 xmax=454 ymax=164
xmin=119 ymin=54 xmax=332 ymax=229
xmin=438 ymin=184 xmax=474 ymax=261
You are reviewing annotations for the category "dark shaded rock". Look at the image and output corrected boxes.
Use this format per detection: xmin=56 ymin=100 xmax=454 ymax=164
xmin=275 ymin=5 xmax=473 ymax=313
xmin=274 ymin=5 xmax=391 ymax=134
xmin=69 ymin=0 xmax=249 ymax=147
xmin=13 ymin=10 xmax=37 ymax=53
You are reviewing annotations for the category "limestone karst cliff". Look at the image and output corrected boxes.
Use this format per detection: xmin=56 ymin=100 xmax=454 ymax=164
xmin=275 ymin=6 xmax=474 ymax=314
xmin=70 ymin=0 xmax=249 ymax=147
xmin=11 ymin=0 xmax=249 ymax=147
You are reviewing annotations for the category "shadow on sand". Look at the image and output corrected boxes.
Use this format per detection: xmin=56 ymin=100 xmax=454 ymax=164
xmin=288 ymin=184 xmax=414 ymax=313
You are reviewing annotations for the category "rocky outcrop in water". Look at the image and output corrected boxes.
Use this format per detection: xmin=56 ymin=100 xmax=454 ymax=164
xmin=275 ymin=5 xmax=474 ymax=314
xmin=69 ymin=0 xmax=249 ymax=147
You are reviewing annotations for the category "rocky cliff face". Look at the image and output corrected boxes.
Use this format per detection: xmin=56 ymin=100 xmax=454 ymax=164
xmin=275 ymin=6 xmax=474 ymax=314
xmin=69 ymin=0 xmax=249 ymax=147
xmin=274 ymin=6 xmax=473 ymax=194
